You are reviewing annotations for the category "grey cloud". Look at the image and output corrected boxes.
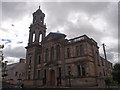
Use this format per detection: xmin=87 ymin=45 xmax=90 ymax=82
xmin=0 ymin=27 xmax=8 ymax=32
xmin=43 ymin=2 xmax=114 ymax=39
xmin=100 ymin=52 xmax=115 ymax=64
xmin=0 ymin=2 xmax=2 ymax=25
xmin=44 ymin=2 xmax=110 ymax=30
xmin=2 ymin=2 xmax=28 ymax=21
xmin=3 ymin=45 xmax=26 ymax=58
xmin=107 ymin=52 xmax=114 ymax=62
xmin=102 ymin=3 xmax=118 ymax=39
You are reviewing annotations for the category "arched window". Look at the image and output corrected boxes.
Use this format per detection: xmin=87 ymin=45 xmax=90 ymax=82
xmin=28 ymin=71 xmax=31 ymax=80
xmin=43 ymin=69 xmax=46 ymax=84
xmin=67 ymin=48 xmax=70 ymax=58
xmin=39 ymin=34 xmax=42 ymax=43
xmin=58 ymin=67 xmax=62 ymax=84
xmin=29 ymin=57 xmax=31 ymax=65
xmin=45 ymin=48 xmax=49 ymax=61
xmin=38 ymin=56 xmax=41 ymax=64
xmin=56 ymin=45 xmax=60 ymax=60
xmin=77 ymin=65 xmax=81 ymax=76
xmin=58 ymin=67 xmax=61 ymax=77
xmin=38 ymin=70 xmax=40 ymax=79
xmin=80 ymin=45 xmax=84 ymax=56
xmin=76 ymin=46 xmax=79 ymax=57
xmin=32 ymin=33 xmax=35 ymax=42
xmin=96 ymin=52 xmax=100 ymax=66
xmin=82 ymin=67 xmax=86 ymax=76
xmin=51 ymin=47 xmax=54 ymax=61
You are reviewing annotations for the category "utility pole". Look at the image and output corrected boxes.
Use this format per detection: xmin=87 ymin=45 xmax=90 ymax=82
xmin=102 ymin=43 xmax=107 ymax=60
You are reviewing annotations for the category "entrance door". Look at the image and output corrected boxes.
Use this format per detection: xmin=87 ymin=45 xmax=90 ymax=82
xmin=50 ymin=70 xmax=55 ymax=86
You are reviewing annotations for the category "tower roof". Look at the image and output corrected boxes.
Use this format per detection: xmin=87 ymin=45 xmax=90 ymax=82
xmin=33 ymin=6 xmax=45 ymax=16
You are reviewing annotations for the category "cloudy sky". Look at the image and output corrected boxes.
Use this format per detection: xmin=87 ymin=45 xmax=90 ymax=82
xmin=0 ymin=0 xmax=119 ymax=64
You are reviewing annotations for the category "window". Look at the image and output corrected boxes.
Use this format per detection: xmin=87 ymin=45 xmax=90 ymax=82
xmin=50 ymin=47 xmax=54 ymax=61
xmin=28 ymin=71 xmax=31 ymax=80
xmin=43 ymin=69 xmax=46 ymax=84
xmin=68 ymin=66 xmax=71 ymax=76
xmin=39 ymin=34 xmax=42 ymax=42
xmin=45 ymin=48 xmax=49 ymax=62
xmin=101 ymin=57 xmax=104 ymax=66
xmin=103 ymin=69 xmax=105 ymax=76
xmin=82 ymin=67 xmax=86 ymax=76
xmin=38 ymin=70 xmax=40 ymax=79
xmin=58 ymin=67 xmax=61 ymax=77
xmin=56 ymin=45 xmax=61 ymax=60
xmin=44 ymin=69 xmax=46 ymax=79
xmin=77 ymin=65 xmax=81 ymax=76
xmin=38 ymin=56 xmax=41 ymax=64
xmin=76 ymin=46 xmax=79 ymax=57
xmin=67 ymin=48 xmax=70 ymax=58
xmin=29 ymin=57 xmax=31 ymax=65
xmin=58 ymin=67 xmax=62 ymax=85
xmin=32 ymin=33 xmax=35 ymax=42
xmin=96 ymin=52 xmax=100 ymax=66
xmin=34 ymin=16 xmax=36 ymax=23
xmin=80 ymin=45 xmax=84 ymax=56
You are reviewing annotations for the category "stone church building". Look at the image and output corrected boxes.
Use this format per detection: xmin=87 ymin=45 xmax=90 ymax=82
xmin=24 ymin=7 xmax=112 ymax=87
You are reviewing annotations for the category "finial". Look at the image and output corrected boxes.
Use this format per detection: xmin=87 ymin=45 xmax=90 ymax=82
xmin=39 ymin=5 xmax=40 ymax=9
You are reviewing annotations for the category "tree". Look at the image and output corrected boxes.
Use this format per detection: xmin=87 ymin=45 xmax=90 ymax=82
xmin=112 ymin=63 xmax=120 ymax=84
